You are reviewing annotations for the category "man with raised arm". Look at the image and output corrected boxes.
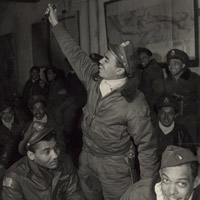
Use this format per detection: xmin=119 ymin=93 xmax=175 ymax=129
xmin=46 ymin=4 xmax=159 ymax=200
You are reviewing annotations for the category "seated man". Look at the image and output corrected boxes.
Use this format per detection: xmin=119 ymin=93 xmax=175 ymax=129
xmin=22 ymin=66 xmax=48 ymax=109
xmin=164 ymin=49 xmax=200 ymax=145
xmin=154 ymin=145 xmax=200 ymax=200
xmin=155 ymin=95 xmax=196 ymax=159
xmin=2 ymin=122 xmax=85 ymax=200
xmin=0 ymin=101 xmax=24 ymax=169
xmin=137 ymin=47 xmax=164 ymax=123
xmin=0 ymin=100 xmax=24 ymax=193
xmin=27 ymin=95 xmax=66 ymax=152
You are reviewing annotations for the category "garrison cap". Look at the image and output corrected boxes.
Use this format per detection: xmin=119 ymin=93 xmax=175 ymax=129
xmin=18 ymin=121 xmax=55 ymax=155
xmin=109 ymin=41 xmax=140 ymax=77
xmin=137 ymin=47 xmax=153 ymax=57
xmin=156 ymin=95 xmax=178 ymax=112
xmin=167 ymin=49 xmax=189 ymax=65
xmin=28 ymin=95 xmax=47 ymax=109
xmin=161 ymin=145 xmax=197 ymax=169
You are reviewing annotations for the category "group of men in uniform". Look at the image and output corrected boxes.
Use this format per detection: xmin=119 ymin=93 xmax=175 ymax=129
xmin=1 ymin=3 xmax=200 ymax=200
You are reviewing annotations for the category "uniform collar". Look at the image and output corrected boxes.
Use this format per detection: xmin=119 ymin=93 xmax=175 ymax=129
xmin=159 ymin=121 xmax=175 ymax=135
xmin=33 ymin=114 xmax=48 ymax=123
xmin=100 ymin=77 xmax=127 ymax=97
xmin=155 ymin=182 xmax=194 ymax=200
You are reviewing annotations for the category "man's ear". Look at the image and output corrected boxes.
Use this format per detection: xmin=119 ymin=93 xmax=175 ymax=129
xmin=182 ymin=63 xmax=186 ymax=69
xmin=174 ymin=113 xmax=179 ymax=119
xmin=193 ymin=176 xmax=200 ymax=189
xmin=116 ymin=67 xmax=125 ymax=76
xmin=159 ymin=169 xmax=162 ymax=178
xmin=27 ymin=150 xmax=35 ymax=161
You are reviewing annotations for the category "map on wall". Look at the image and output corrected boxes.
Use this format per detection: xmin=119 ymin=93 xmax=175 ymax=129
xmin=105 ymin=0 xmax=198 ymax=65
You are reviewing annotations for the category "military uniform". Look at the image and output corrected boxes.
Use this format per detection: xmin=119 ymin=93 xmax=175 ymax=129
xmin=153 ymin=145 xmax=200 ymax=200
xmin=2 ymin=122 xmax=85 ymax=200
xmin=52 ymin=23 xmax=159 ymax=200
xmin=137 ymin=48 xmax=164 ymax=111
xmin=164 ymin=49 xmax=200 ymax=144
xmin=155 ymin=95 xmax=196 ymax=158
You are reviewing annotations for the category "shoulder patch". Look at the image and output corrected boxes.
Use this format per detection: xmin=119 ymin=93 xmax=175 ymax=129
xmin=3 ymin=177 xmax=13 ymax=188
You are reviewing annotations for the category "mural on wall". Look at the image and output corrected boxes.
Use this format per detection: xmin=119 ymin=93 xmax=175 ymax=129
xmin=105 ymin=0 xmax=198 ymax=66
xmin=0 ymin=33 xmax=17 ymax=96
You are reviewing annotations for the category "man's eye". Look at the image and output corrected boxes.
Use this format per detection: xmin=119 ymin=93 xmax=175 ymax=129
xmin=177 ymin=182 xmax=187 ymax=187
xmin=45 ymin=150 xmax=50 ymax=155
xmin=162 ymin=178 xmax=169 ymax=183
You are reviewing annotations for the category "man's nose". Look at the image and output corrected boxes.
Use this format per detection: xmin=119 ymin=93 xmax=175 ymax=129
xmin=169 ymin=64 xmax=174 ymax=69
xmin=51 ymin=149 xmax=59 ymax=159
xmin=99 ymin=58 xmax=104 ymax=65
xmin=169 ymin=184 xmax=178 ymax=195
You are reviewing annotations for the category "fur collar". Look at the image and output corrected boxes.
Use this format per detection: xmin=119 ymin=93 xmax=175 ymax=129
xmin=168 ymin=68 xmax=191 ymax=80
xmin=180 ymin=68 xmax=191 ymax=80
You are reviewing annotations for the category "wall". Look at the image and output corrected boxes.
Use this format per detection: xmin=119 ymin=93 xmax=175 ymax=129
xmin=89 ymin=0 xmax=200 ymax=75
xmin=0 ymin=0 xmax=200 ymax=92
xmin=0 ymin=0 xmax=89 ymax=92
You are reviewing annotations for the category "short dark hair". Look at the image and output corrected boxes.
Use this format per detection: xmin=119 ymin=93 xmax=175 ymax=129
xmin=189 ymin=161 xmax=199 ymax=180
xmin=30 ymin=66 xmax=40 ymax=73
xmin=115 ymin=59 xmax=128 ymax=77
xmin=27 ymin=131 xmax=56 ymax=153
xmin=31 ymin=100 xmax=47 ymax=109
xmin=137 ymin=47 xmax=153 ymax=57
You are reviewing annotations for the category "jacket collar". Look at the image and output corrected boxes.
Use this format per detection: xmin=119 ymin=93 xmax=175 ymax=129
xmin=139 ymin=59 xmax=156 ymax=69
xmin=93 ymin=72 xmax=138 ymax=102
xmin=169 ymin=68 xmax=191 ymax=81
xmin=179 ymin=68 xmax=191 ymax=80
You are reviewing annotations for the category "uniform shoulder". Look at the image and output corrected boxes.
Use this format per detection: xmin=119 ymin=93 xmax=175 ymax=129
xmin=127 ymin=90 xmax=150 ymax=112
xmin=6 ymin=157 xmax=26 ymax=174
xmin=59 ymin=153 xmax=76 ymax=173
xmin=4 ymin=157 xmax=26 ymax=186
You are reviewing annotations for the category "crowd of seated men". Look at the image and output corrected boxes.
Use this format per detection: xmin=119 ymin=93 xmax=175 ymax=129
xmin=0 ymin=4 xmax=200 ymax=199
xmin=0 ymin=48 xmax=199 ymax=200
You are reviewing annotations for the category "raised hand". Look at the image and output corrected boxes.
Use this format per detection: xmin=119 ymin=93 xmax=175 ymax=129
xmin=45 ymin=3 xmax=58 ymax=27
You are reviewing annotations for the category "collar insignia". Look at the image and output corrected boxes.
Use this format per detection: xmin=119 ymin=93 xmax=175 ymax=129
xmin=164 ymin=97 xmax=169 ymax=103
xmin=120 ymin=41 xmax=130 ymax=48
xmin=170 ymin=50 xmax=175 ymax=56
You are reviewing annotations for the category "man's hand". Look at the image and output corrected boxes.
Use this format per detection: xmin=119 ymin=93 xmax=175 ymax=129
xmin=45 ymin=3 xmax=58 ymax=27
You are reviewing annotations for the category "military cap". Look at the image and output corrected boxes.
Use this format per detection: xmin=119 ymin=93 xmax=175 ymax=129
xmin=161 ymin=145 xmax=197 ymax=169
xmin=167 ymin=49 xmax=189 ymax=65
xmin=18 ymin=121 xmax=55 ymax=155
xmin=28 ymin=95 xmax=47 ymax=109
xmin=109 ymin=41 xmax=140 ymax=77
xmin=137 ymin=47 xmax=153 ymax=57
xmin=156 ymin=95 xmax=178 ymax=112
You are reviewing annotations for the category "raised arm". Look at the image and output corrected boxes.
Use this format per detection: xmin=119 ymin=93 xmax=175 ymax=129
xmin=46 ymin=4 xmax=98 ymax=88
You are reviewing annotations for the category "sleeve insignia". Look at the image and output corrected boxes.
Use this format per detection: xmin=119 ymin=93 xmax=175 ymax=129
xmin=3 ymin=177 xmax=13 ymax=188
xmin=120 ymin=41 xmax=130 ymax=48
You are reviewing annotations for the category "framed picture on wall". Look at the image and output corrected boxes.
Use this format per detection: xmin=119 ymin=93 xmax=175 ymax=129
xmin=104 ymin=0 xmax=199 ymax=67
